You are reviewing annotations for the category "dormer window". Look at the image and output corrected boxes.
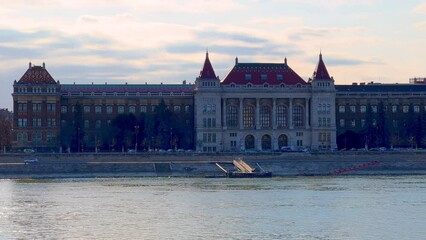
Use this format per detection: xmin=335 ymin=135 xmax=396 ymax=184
xmin=261 ymin=74 xmax=267 ymax=80
xmin=247 ymin=83 xmax=252 ymax=88
xmin=245 ymin=74 xmax=252 ymax=80
xmin=230 ymin=83 xmax=236 ymax=88
xmin=280 ymin=83 xmax=285 ymax=88
xmin=263 ymin=83 xmax=269 ymax=88
xmin=277 ymin=74 xmax=283 ymax=80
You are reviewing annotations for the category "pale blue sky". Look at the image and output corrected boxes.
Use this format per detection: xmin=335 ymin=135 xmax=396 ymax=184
xmin=1 ymin=0 xmax=426 ymax=109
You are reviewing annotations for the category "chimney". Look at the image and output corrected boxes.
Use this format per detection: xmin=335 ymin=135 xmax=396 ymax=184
xmin=29 ymin=62 xmax=32 ymax=69
xmin=235 ymin=56 xmax=238 ymax=65
xmin=43 ymin=62 xmax=45 ymax=69
xmin=284 ymin=57 xmax=287 ymax=65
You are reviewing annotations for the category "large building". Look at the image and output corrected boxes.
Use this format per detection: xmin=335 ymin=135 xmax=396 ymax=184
xmin=11 ymin=53 xmax=426 ymax=152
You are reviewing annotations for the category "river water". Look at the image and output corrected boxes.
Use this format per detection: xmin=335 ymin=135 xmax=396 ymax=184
xmin=0 ymin=176 xmax=425 ymax=240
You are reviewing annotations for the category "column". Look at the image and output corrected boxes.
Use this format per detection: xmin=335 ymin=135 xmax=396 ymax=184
xmin=222 ymin=98 xmax=227 ymax=129
xmin=256 ymin=98 xmax=260 ymax=129
xmin=289 ymin=98 xmax=293 ymax=129
xmin=305 ymin=97 xmax=310 ymax=129
xmin=272 ymin=98 xmax=277 ymax=129
xmin=239 ymin=98 xmax=243 ymax=130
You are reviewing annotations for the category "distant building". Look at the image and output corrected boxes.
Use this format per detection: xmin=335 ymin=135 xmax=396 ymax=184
xmin=10 ymin=53 xmax=426 ymax=152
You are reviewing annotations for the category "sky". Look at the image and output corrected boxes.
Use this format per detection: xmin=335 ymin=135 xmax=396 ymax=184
xmin=1 ymin=0 xmax=426 ymax=109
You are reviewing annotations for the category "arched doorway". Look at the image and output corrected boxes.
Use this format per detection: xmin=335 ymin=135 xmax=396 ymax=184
xmin=261 ymin=135 xmax=272 ymax=151
xmin=245 ymin=135 xmax=255 ymax=150
xmin=278 ymin=134 xmax=288 ymax=149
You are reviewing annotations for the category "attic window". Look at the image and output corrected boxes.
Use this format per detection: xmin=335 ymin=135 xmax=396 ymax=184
xmin=277 ymin=74 xmax=283 ymax=80
xmin=261 ymin=74 xmax=267 ymax=80
xmin=280 ymin=84 xmax=285 ymax=88
xmin=230 ymin=83 xmax=236 ymax=88
xmin=245 ymin=74 xmax=252 ymax=80
xmin=263 ymin=83 xmax=269 ymax=88
xmin=247 ymin=83 xmax=252 ymax=88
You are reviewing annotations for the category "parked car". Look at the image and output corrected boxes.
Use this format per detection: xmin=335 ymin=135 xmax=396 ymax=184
xmin=127 ymin=149 xmax=136 ymax=154
xmin=23 ymin=149 xmax=35 ymax=154
xmin=24 ymin=158 xmax=39 ymax=164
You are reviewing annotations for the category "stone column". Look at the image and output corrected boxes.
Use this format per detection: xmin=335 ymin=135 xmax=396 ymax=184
xmin=239 ymin=98 xmax=243 ymax=130
xmin=272 ymin=98 xmax=277 ymax=129
xmin=305 ymin=97 xmax=310 ymax=129
xmin=289 ymin=98 xmax=293 ymax=129
xmin=256 ymin=98 xmax=260 ymax=129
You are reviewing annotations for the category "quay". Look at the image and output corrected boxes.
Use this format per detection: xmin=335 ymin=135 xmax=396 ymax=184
xmin=0 ymin=151 xmax=425 ymax=178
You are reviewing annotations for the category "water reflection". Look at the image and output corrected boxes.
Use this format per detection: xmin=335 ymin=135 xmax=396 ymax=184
xmin=0 ymin=176 xmax=424 ymax=239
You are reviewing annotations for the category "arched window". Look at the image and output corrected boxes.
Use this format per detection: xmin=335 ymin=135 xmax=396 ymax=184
xmin=245 ymin=135 xmax=255 ymax=150
xmin=261 ymin=135 xmax=272 ymax=150
xmin=243 ymin=105 xmax=255 ymax=129
xmin=226 ymin=105 xmax=238 ymax=128
xmin=293 ymin=105 xmax=304 ymax=128
xmin=278 ymin=134 xmax=288 ymax=149
xmin=276 ymin=105 xmax=287 ymax=128
xmin=260 ymin=105 xmax=271 ymax=128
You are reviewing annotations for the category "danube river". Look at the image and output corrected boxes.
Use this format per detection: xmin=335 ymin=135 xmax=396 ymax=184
xmin=0 ymin=176 xmax=425 ymax=239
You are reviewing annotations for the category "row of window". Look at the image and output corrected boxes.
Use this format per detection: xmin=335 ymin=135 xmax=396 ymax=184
xmin=338 ymin=105 xmax=426 ymax=113
xmin=17 ymin=103 xmax=56 ymax=112
xmin=203 ymin=133 xmax=217 ymax=143
xmin=340 ymin=119 xmax=402 ymax=128
xmin=318 ymin=118 xmax=331 ymax=127
xmin=317 ymin=104 xmax=331 ymax=114
xmin=202 ymin=104 xmax=216 ymax=114
xmin=202 ymin=118 xmax=216 ymax=128
xmin=226 ymin=105 xmax=305 ymax=128
xmin=245 ymin=74 xmax=284 ymax=81
xmin=17 ymin=87 xmax=57 ymax=93
xmin=61 ymin=105 xmax=190 ymax=114
xmin=318 ymin=132 xmax=331 ymax=143
xmin=17 ymin=118 xmax=57 ymax=127
xmin=16 ymin=132 xmax=56 ymax=143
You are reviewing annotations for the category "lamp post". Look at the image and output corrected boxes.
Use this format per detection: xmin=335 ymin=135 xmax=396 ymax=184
xmin=170 ymin=128 xmax=173 ymax=149
xmin=134 ymin=125 xmax=139 ymax=153
xmin=77 ymin=127 xmax=80 ymax=153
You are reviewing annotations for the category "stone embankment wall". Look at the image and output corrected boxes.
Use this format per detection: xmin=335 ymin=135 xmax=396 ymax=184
xmin=0 ymin=152 xmax=425 ymax=178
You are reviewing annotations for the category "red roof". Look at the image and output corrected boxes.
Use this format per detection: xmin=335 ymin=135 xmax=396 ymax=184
xmin=221 ymin=61 xmax=307 ymax=86
xmin=312 ymin=53 xmax=331 ymax=80
xmin=199 ymin=51 xmax=217 ymax=79
xmin=17 ymin=63 xmax=57 ymax=84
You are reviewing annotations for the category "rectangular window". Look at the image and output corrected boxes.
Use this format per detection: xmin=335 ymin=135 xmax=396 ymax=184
xmin=141 ymin=105 xmax=147 ymax=113
xmin=360 ymin=105 xmax=366 ymax=113
xmin=151 ymin=105 xmax=157 ymax=112
xmin=95 ymin=106 xmax=102 ymax=113
xmin=18 ymin=103 xmax=28 ymax=112
xmin=392 ymin=105 xmax=398 ymax=113
xmin=203 ymin=118 xmax=207 ymax=128
xmin=361 ymin=119 xmax=366 ymax=127
xmin=403 ymin=105 xmax=409 ymax=113
xmin=47 ymin=118 xmax=56 ymax=127
xmin=84 ymin=120 xmax=90 ymax=129
xmin=174 ymin=106 xmax=181 ymax=112
xmin=118 ymin=106 xmax=124 ymax=114
xmin=339 ymin=119 xmax=345 ymax=127
xmin=351 ymin=120 xmax=356 ymax=127
xmin=129 ymin=106 xmax=136 ymax=113
xmin=84 ymin=106 xmax=90 ymax=113
xmin=393 ymin=120 xmax=398 ymax=128
xmin=107 ymin=106 xmax=113 ymax=114
xmin=33 ymin=103 xmax=42 ymax=112
xmin=371 ymin=105 xmax=377 ymax=113
xmin=96 ymin=120 xmax=101 ymax=129
xmin=245 ymin=74 xmax=252 ymax=80
xmin=414 ymin=105 xmax=420 ymax=113
xmin=276 ymin=74 xmax=283 ymax=80
xmin=261 ymin=74 xmax=267 ymax=80
xmin=350 ymin=105 xmax=356 ymax=113
xmin=185 ymin=105 xmax=190 ymax=112
xmin=230 ymin=140 xmax=237 ymax=149
xmin=339 ymin=105 xmax=345 ymax=113
xmin=61 ymin=106 xmax=67 ymax=113
xmin=47 ymin=103 xmax=56 ymax=112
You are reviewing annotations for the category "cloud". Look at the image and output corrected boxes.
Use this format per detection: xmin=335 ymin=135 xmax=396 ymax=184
xmin=323 ymin=57 xmax=383 ymax=66
xmin=413 ymin=3 xmax=426 ymax=14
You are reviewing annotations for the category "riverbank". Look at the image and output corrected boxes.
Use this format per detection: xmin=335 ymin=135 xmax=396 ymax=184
xmin=0 ymin=151 xmax=425 ymax=178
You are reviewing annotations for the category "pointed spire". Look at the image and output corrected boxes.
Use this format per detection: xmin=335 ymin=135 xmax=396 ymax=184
xmin=199 ymin=51 xmax=216 ymax=79
xmin=284 ymin=57 xmax=287 ymax=65
xmin=313 ymin=52 xmax=330 ymax=80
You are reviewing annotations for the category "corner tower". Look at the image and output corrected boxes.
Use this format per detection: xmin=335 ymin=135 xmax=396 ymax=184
xmin=194 ymin=52 xmax=222 ymax=152
xmin=12 ymin=62 xmax=61 ymax=152
xmin=310 ymin=53 xmax=337 ymax=150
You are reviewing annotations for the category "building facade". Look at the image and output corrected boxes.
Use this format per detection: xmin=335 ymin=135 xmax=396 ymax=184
xmin=11 ymin=53 xmax=426 ymax=152
xmin=194 ymin=53 xmax=336 ymax=152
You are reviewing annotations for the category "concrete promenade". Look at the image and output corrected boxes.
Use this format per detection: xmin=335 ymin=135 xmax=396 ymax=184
xmin=0 ymin=151 xmax=425 ymax=178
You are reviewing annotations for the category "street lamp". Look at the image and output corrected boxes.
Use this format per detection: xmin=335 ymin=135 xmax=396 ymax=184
xmin=77 ymin=127 xmax=80 ymax=153
xmin=170 ymin=128 xmax=173 ymax=149
xmin=134 ymin=125 xmax=139 ymax=153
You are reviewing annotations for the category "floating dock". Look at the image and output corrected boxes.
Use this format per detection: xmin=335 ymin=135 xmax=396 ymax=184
xmin=215 ymin=159 xmax=272 ymax=178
